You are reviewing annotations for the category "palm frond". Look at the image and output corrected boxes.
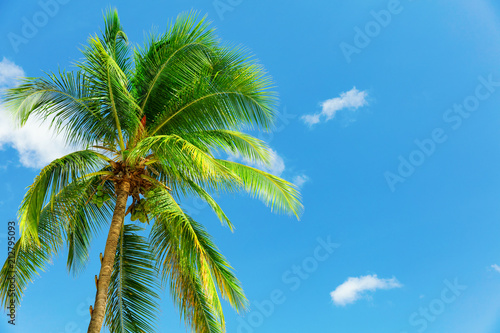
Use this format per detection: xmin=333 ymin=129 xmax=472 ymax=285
xmin=134 ymin=12 xmax=217 ymax=121
xmin=0 ymin=240 xmax=53 ymax=310
xmin=151 ymin=216 xmax=222 ymax=333
xmin=149 ymin=187 xmax=248 ymax=319
xmin=101 ymin=8 xmax=132 ymax=77
xmin=183 ymin=130 xmax=272 ymax=167
xmin=175 ymin=176 xmax=234 ymax=230
xmin=3 ymin=70 xmax=116 ymax=147
xmin=65 ymin=176 xmax=116 ymax=275
xmin=105 ymin=224 xmax=160 ymax=333
xmin=18 ymin=149 xmax=106 ymax=245
xmin=130 ymin=134 xmax=236 ymax=187
xmin=78 ymin=32 xmax=139 ymax=150
xmin=217 ymin=160 xmax=303 ymax=218
xmin=0 ymin=175 xmax=112 ymax=308
xmin=132 ymin=13 xmax=277 ymax=137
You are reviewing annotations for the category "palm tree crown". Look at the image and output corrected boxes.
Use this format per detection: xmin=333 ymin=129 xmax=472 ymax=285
xmin=0 ymin=9 xmax=302 ymax=333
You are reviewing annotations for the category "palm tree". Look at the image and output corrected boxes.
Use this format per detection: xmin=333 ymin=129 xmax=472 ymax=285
xmin=0 ymin=9 xmax=302 ymax=333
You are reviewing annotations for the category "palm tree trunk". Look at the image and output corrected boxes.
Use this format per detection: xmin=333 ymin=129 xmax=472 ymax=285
xmin=87 ymin=179 xmax=130 ymax=333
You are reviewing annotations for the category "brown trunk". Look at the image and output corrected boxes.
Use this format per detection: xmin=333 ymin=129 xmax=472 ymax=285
xmin=87 ymin=179 xmax=130 ymax=333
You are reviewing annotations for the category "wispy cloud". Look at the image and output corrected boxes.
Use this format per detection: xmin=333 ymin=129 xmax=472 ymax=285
xmin=491 ymin=264 xmax=500 ymax=273
xmin=228 ymin=149 xmax=285 ymax=177
xmin=0 ymin=58 xmax=73 ymax=168
xmin=266 ymin=150 xmax=286 ymax=176
xmin=0 ymin=58 xmax=23 ymax=87
xmin=292 ymin=174 xmax=309 ymax=188
xmin=302 ymin=87 xmax=368 ymax=126
xmin=330 ymin=274 xmax=402 ymax=306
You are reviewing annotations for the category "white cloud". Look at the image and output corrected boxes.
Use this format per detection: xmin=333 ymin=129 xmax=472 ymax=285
xmin=0 ymin=58 xmax=73 ymax=168
xmin=330 ymin=274 xmax=402 ymax=306
xmin=302 ymin=87 xmax=368 ymax=126
xmin=292 ymin=174 xmax=309 ymax=188
xmin=301 ymin=114 xmax=321 ymax=126
xmin=228 ymin=148 xmax=285 ymax=177
xmin=0 ymin=58 xmax=24 ymax=88
xmin=491 ymin=264 xmax=500 ymax=273
xmin=267 ymin=150 xmax=285 ymax=176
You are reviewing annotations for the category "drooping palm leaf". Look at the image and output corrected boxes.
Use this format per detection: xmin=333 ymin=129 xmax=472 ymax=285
xmin=3 ymin=71 xmax=115 ymax=147
xmin=129 ymin=134 xmax=236 ymax=188
xmin=148 ymin=187 xmax=248 ymax=318
xmin=0 ymin=175 xmax=114 ymax=307
xmin=183 ymin=130 xmax=273 ymax=167
xmin=66 ymin=177 xmax=116 ymax=275
xmin=18 ymin=150 xmax=107 ymax=244
xmin=217 ymin=159 xmax=303 ymax=218
xmin=105 ymin=224 xmax=160 ymax=333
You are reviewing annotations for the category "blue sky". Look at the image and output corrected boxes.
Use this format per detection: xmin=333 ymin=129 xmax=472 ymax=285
xmin=2 ymin=0 xmax=500 ymax=332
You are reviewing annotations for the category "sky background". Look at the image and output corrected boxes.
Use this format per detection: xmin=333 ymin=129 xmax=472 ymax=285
xmin=2 ymin=0 xmax=500 ymax=332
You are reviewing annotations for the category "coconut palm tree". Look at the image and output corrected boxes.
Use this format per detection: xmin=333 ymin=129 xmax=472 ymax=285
xmin=0 ymin=9 xmax=302 ymax=333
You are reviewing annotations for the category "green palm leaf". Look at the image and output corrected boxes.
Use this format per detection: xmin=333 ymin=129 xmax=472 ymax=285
xmin=217 ymin=159 xmax=303 ymax=218
xmin=0 ymin=175 xmax=114 ymax=307
xmin=183 ymin=130 xmax=273 ymax=167
xmin=149 ymin=188 xmax=248 ymax=313
xmin=18 ymin=149 xmax=106 ymax=245
xmin=3 ymin=71 xmax=116 ymax=147
xmin=105 ymin=224 xmax=160 ymax=333
xmin=130 ymin=134 xmax=236 ymax=187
